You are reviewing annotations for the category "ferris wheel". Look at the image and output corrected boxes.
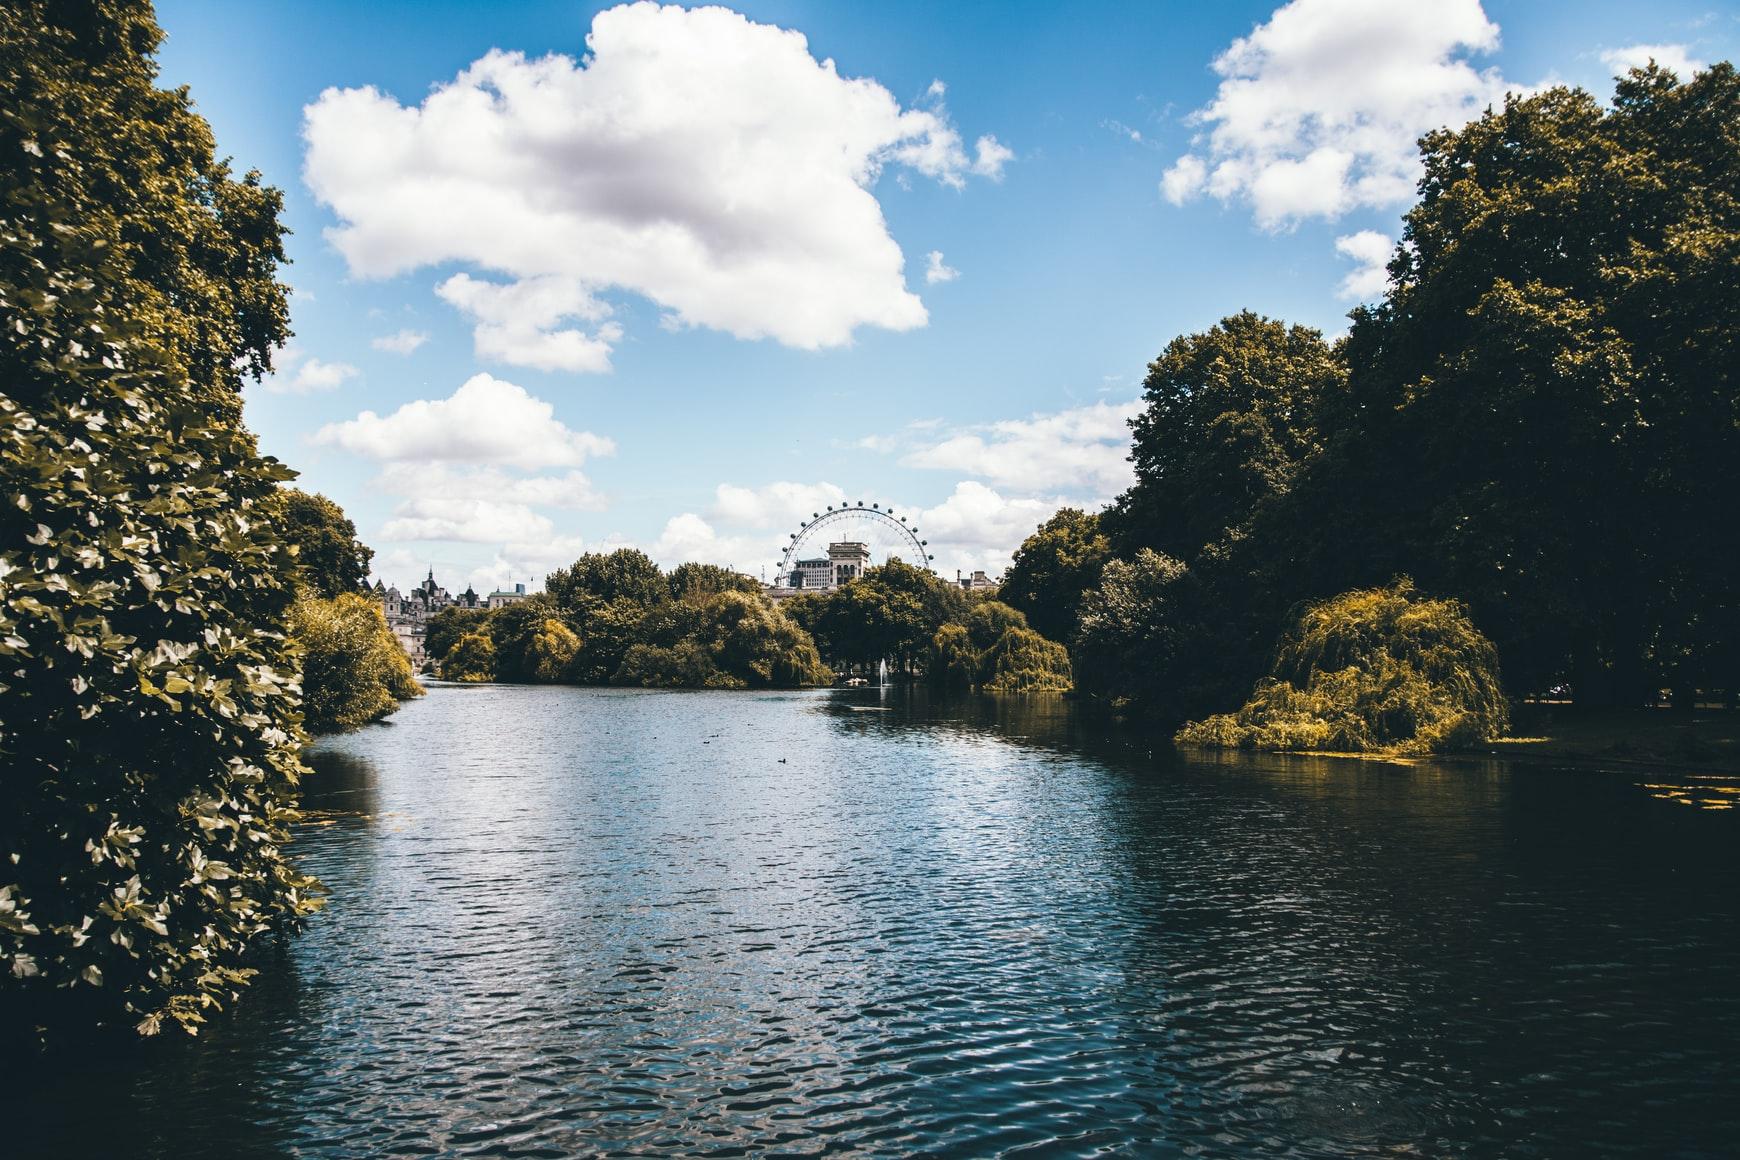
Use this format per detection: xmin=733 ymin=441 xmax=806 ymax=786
xmin=777 ymin=501 xmax=933 ymax=583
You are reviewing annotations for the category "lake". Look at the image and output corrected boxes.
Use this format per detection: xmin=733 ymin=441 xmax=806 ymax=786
xmin=13 ymin=684 xmax=1740 ymax=1157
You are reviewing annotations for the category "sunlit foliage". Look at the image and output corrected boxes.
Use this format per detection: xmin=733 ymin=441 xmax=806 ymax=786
xmin=1177 ymin=581 xmax=1507 ymax=754
xmin=440 ymin=633 xmax=497 ymax=683
xmin=291 ymin=594 xmax=422 ymax=735
xmin=979 ymin=627 xmax=1074 ymax=694
xmin=1 ymin=0 xmax=316 ymax=1039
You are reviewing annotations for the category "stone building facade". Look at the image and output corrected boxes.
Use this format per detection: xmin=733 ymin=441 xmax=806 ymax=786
xmin=375 ymin=570 xmax=529 ymax=666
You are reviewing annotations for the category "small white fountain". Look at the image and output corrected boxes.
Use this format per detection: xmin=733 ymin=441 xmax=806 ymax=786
xmin=877 ymin=658 xmax=887 ymax=689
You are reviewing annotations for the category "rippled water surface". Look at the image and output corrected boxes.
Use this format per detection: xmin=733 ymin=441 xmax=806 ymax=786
xmin=15 ymin=686 xmax=1740 ymax=1157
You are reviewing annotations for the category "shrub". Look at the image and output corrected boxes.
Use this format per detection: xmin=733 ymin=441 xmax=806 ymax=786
xmin=1176 ymin=580 xmax=1507 ymax=754
xmin=290 ymin=594 xmax=422 ymax=735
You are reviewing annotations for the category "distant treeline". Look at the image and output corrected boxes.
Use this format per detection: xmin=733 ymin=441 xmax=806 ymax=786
xmin=996 ymin=63 xmax=1740 ymax=736
xmin=419 ymin=551 xmax=1073 ymax=694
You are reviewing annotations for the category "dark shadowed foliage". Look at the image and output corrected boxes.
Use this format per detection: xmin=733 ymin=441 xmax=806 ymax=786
xmin=998 ymin=509 xmax=1111 ymax=645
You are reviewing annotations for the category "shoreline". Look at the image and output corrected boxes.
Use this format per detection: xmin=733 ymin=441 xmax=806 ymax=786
xmin=1180 ymin=709 xmax=1740 ymax=775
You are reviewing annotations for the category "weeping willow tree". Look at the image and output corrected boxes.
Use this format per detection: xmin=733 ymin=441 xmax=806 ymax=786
xmin=1177 ymin=580 xmax=1507 ymax=754
xmin=928 ymin=623 xmax=978 ymax=690
xmin=980 ymin=627 xmax=1074 ymax=693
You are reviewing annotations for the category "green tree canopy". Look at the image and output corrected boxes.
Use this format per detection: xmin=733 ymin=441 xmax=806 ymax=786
xmin=1 ymin=0 xmax=289 ymax=426
xmin=1292 ymin=64 xmax=1740 ymax=704
xmin=291 ymin=593 xmax=422 ymax=735
xmin=998 ymin=509 xmax=1110 ymax=644
xmin=2 ymin=0 xmax=313 ymax=1038
xmin=275 ymin=489 xmax=372 ymax=599
xmin=667 ymin=562 xmax=759 ymax=603
xmin=546 ymin=549 xmax=668 ymax=615
xmin=1105 ymin=312 xmax=1341 ymax=564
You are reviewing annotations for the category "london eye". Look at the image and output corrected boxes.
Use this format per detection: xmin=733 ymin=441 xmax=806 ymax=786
xmin=777 ymin=501 xmax=932 ymax=586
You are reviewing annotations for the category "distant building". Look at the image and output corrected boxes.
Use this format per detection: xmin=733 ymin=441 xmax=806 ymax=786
xmin=956 ymin=569 xmax=999 ymax=593
xmin=765 ymin=541 xmax=876 ymax=601
xmin=486 ymin=583 xmax=529 ymax=609
xmin=376 ymin=569 xmax=498 ymax=665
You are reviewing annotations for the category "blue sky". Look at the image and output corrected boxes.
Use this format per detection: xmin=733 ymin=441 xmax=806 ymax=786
xmin=153 ymin=0 xmax=1737 ymax=593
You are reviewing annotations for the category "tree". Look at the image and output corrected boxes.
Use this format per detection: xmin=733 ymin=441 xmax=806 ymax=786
xmin=440 ymin=632 xmax=497 ymax=683
xmin=1300 ymin=65 xmax=1740 ymax=704
xmin=275 ymin=489 xmax=372 ymax=598
xmin=801 ymin=561 xmax=967 ymax=675
xmin=999 ymin=509 xmax=1110 ymax=644
xmin=705 ymin=591 xmax=831 ymax=687
xmin=667 ymin=562 xmax=758 ymax=602
xmin=528 ymin=618 xmax=581 ymax=682
xmin=546 ymin=549 xmax=667 ymax=615
xmin=425 ymin=605 xmax=491 ymax=666
xmin=2 ymin=0 xmax=312 ymax=1038
xmin=928 ymin=623 xmax=978 ymax=690
xmin=1176 ymin=580 xmax=1508 ymax=754
xmin=979 ymin=627 xmax=1073 ymax=693
xmin=964 ymin=601 xmax=1029 ymax=653
xmin=1072 ymin=550 xmax=1196 ymax=718
xmin=291 ymin=594 xmax=422 ymax=734
xmin=569 ymin=597 xmax=647 ymax=684
xmin=1104 ymin=312 xmax=1342 ymax=562
xmin=484 ymin=596 xmax=564 ymax=683
xmin=0 ymin=0 xmax=289 ymax=427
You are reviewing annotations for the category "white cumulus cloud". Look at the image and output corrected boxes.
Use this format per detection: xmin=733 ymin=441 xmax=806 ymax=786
xmin=435 ymin=273 xmax=621 ymax=373
xmin=902 ymin=398 xmax=1141 ymax=496
xmin=261 ymin=345 xmax=360 ymax=394
xmin=649 ymin=513 xmax=774 ymax=573
xmin=381 ymin=498 xmax=557 ymax=544
xmin=710 ymin=481 xmax=847 ymax=528
xmin=302 ymin=2 xmax=1010 ymax=354
xmin=1334 ymin=229 xmax=1394 ymax=301
xmin=924 ymin=250 xmax=960 ymax=284
xmin=1600 ymin=43 xmax=1705 ymax=78
xmin=313 ymin=373 xmax=613 ymax=469
xmin=371 ymin=328 xmax=429 ymax=355
xmin=916 ymin=482 xmax=1070 ymax=578
xmin=1163 ymin=0 xmax=1522 ymax=228
xmin=377 ymin=462 xmax=607 ymax=512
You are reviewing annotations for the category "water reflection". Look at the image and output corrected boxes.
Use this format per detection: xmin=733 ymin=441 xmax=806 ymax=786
xmin=9 ymin=686 xmax=1739 ymax=1157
